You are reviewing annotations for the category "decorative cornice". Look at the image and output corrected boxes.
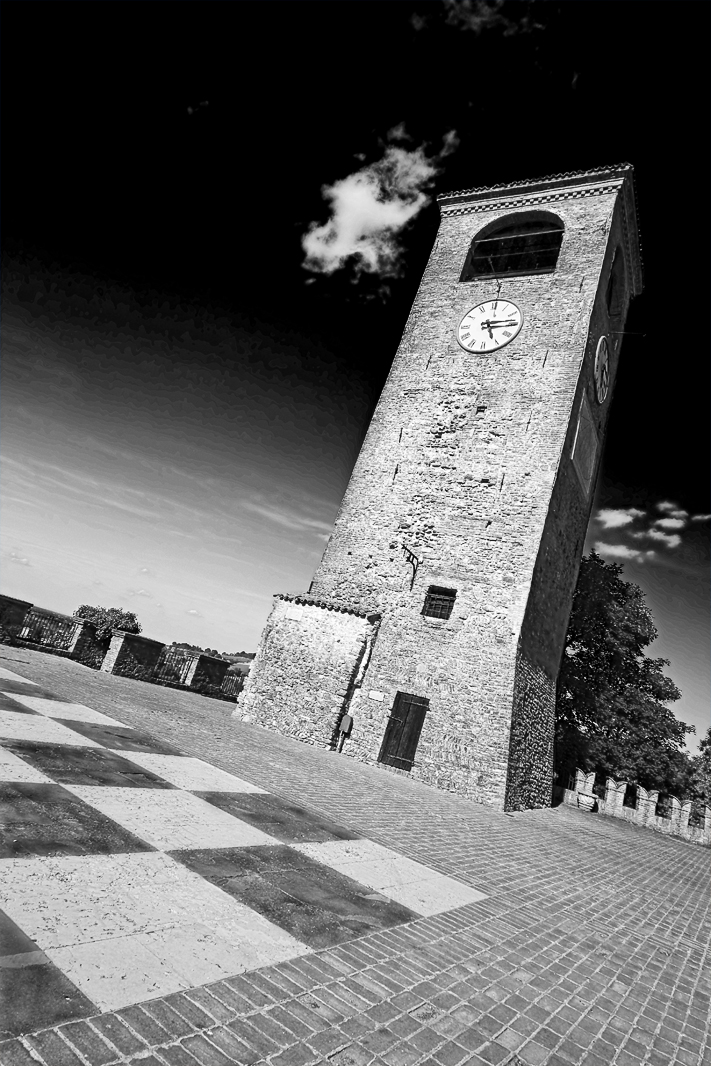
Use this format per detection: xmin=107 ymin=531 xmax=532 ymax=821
xmin=438 ymin=182 xmax=622 ymax=215
xmin=275 ymin=593 xmax=378 ymax=619
xmin=437 ymin=164 xmax=634 ymax=205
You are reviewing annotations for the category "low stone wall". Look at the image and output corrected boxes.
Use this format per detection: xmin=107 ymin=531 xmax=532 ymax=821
xmin=18 ymin=607 xmax=78 ymax=651
xmin=554 ymin=769 xmax=711 ymax=847
xmin=2 ymin=593 xmax=247 ymax=702
xmin=186 ymin=653 xmax=230 ymax=693
xmin=0 ymin=594 xmax=33 ymax=637
xmin=100 ymin=630 xmax=166 ymax=682
xmin=12 ymin=607 xmax=107 ymax=667
xmin=234 ymin=594 xmax=378 ymax=747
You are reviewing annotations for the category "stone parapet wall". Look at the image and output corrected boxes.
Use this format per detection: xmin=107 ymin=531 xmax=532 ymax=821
xmin=0 ymin=594 xmax=33 ymax=637
xmin=235 ymin=595 xmax=377 ymax=747
xmin=100 ymin=630 xmax=166 ymax=681
xmin=555 ymin=770 xmax=711 ymax=847
xmin=18 ymin=607 xmax=79 ymax=651
xmin=185 ymin=653 xmax=230 ymax=692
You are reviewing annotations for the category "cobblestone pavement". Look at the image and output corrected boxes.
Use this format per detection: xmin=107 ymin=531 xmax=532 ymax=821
xmin=0 ymin=649 xmax=709 ymax=1066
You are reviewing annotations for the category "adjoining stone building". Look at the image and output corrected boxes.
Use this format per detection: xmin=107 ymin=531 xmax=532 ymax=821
xmin=236 ymin=165 xmax=643 ymax=811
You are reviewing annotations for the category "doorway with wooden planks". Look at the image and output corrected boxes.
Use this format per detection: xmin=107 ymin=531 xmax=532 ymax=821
xmin=378 ymin=692 xmax=429 ymax=772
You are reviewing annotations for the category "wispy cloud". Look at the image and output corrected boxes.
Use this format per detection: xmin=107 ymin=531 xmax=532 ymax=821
xmin=654 ymin=517 xmax=686 ymax=531
xmin=633 ymin=529 xmax=682 ymax=548
xmin=127 ymin=588 xmax=152 ymax=598
xmin=186 ymin=609 xmax=202 ymax=617
xmin=596 ymin=507 xmax=646 ymax=530
xmin=412 ymin=0 xmax=543 ymax=35
xmin=594 ymin=542 xmax=656 ymax=563
xmin=442 ymin=0 xmax=543 ymax=35
xmin=239 ymin=499 xmax=334 ymax=534
xmin=655 ymin=500 xmax=684 ymax=516
xmin=7 ymin=550 xmax=31 ymax=566
xmin=302 ymin=125 xmax=459 ymax=281
xmin=591 ymin=499 xmax=698 ymax=563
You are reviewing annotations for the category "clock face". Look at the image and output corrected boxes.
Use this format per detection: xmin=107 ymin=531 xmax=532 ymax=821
xmin=457 ymin=300 xmax=523 ymax=354
xmin=594 ymin=336 xmax=610 ymax=404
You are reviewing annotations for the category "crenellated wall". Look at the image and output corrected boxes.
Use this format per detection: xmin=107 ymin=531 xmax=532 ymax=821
xmin=554 ymin=770 xmax=710 ymax=847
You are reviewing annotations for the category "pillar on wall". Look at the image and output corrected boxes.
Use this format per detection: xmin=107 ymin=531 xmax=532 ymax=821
xmin=679 ymin=801 xmax=692 ymax=832
xmin=101 ymin=630 xmax=166 ymax=681
xmin=0 ymin=595 xmax=33 ymax=637
xmin=604 ymin=777 xmax=627 ymax=814
xmin=185 ymin=654 xmax=230 ymax=692
xmin=635 ymin=786 xmax=659 ymax=827
xmin=574 ymin=769 xmax=595 ymax=794
xmin=668 ymin=795 xmax=682 ymax=832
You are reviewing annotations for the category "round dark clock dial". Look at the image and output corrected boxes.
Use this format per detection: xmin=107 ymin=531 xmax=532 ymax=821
xmin=594 ymin=336 xmax=610 ymax=403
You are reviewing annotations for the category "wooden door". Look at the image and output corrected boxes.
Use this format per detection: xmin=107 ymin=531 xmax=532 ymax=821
xmin=378 ymin=691 xmax=428 ymax=771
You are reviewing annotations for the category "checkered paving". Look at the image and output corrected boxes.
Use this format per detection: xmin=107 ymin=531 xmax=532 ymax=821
xmin=0 ymin=665 xmax=486 ymax=1035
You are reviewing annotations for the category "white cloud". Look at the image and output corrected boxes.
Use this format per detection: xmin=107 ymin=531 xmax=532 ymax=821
xmin=442 ymin=0 xmax=543 ymax=35
xmin=594 ymin=541 xmax=656 ymax=563
xmin=127 ymin=588 xmax=152 ymax=598
xmin=186 ymin=609 xmax=202 ymax=617
xmin=302 ymin=128 xmax=459 ymax=280
xmin=655 ymin=500 xmax=680 ymax=514
xmin=654 ymin=517 xmax=686 ymax=531
xmin=644 ymin=529 xmax=682 ymax=548
xmin=691 ymin=513 xmax=711 ymax=523
xmin=239 ymin=499 xmax=334 ymax=533
xmin=594 ymin=507 xmax=645 ymax=530
xmin=8 ymin=550 xmax=31 ymax=566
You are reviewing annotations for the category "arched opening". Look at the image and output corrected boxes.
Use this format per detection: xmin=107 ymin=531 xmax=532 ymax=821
xmin=460 ymin=211 xmax=564 ymax=281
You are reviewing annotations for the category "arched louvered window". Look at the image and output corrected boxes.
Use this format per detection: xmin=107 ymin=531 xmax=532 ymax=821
xmin=461 ymin=212 xmax=564 ymax=281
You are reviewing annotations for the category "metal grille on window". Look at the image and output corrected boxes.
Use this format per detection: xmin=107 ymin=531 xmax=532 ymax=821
xmin=461 ymin=217 xmax=564 ymax=281
xmin=422 ymin=586 xmax=456 ymax=620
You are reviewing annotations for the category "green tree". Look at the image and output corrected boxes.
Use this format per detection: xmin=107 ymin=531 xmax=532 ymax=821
xmin=689 ymin=727 xmax=711 ymax=806
xmin=555 ymin=551 xmax=694 ymax=795
xmin=73 ymin=605 xmax=142 ymax=642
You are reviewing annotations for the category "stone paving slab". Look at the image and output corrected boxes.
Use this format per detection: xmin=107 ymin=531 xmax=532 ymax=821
xmin=0 ymin=648 xmax=709 ymax=1066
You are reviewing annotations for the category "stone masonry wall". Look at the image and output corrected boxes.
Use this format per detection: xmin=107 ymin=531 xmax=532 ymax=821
xmin=100 ymin=631 xmax=165 ymax=681
xmin=504 ymin=201 xmax=634 ymax=808
xmin=0 ymin=594 xmax=32 ymax=637
xmin=245 ymin=169 xmax=641 ymax=810
xmin=235 ymin=596 xmax=377 ymax=747
xmin=505 ymin=649 xmax=557 ymax=810
xmin=303 ymin=183 xmax=634 ymax=808
xmin=187 ymin=654 xmax=230 ymax=692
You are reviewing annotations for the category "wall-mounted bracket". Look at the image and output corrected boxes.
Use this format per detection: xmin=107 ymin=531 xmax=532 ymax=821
xmin=402 ymin=544 xmax=421 ymax=590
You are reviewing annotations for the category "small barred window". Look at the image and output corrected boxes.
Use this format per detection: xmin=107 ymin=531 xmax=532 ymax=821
xmin=461 ymin=213 xmax=564 ymax=281
xmin=422 ymin=586 xmax=456 ymax=620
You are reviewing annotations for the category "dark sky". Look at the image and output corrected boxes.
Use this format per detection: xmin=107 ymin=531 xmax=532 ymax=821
xmin=2 ymin=1 xmax=709 ymax=743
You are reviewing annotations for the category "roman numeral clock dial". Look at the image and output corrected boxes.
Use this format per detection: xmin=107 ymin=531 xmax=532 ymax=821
xmin=457 ymin=300 xmax=523 ymax=353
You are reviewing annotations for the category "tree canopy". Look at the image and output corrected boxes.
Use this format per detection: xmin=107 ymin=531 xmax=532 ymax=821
xmin=555 ymin=551 xmax=694 ymax=796
xmin=74 ymin=605 xmax=142 ymax=641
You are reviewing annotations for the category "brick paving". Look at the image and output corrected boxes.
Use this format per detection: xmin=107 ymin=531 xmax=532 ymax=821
xmin=0 ymin=648 xmax=709 ymax=1066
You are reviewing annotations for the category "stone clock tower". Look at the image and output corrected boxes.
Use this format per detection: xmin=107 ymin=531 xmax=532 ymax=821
xmin=236 ymin=164 xmax=643 ymax=812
